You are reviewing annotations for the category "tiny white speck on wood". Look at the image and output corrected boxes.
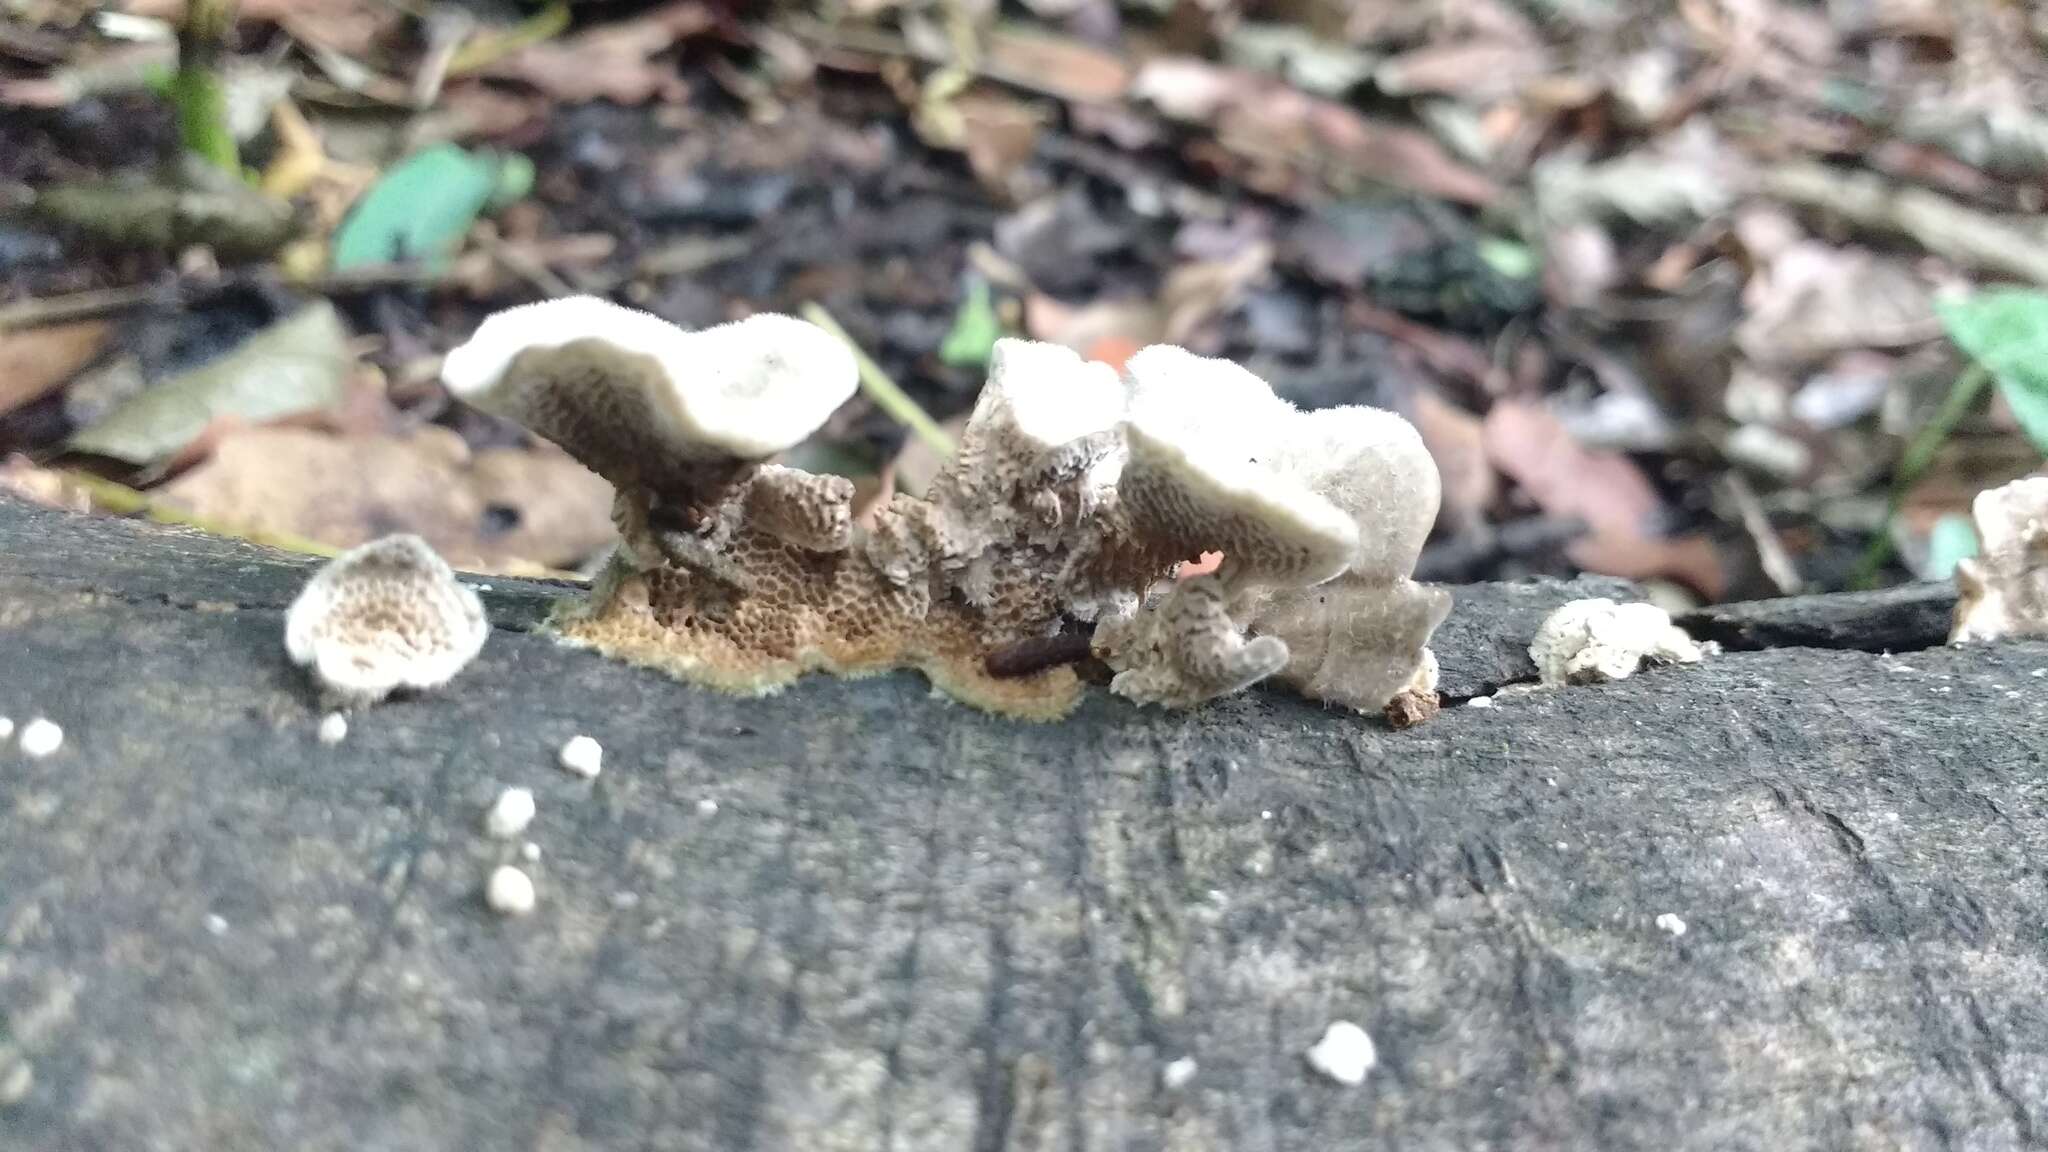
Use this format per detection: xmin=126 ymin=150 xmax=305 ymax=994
xmin=1465 ymin=695 xmax=1495 ymax=709
xmin=18 ymin=718 xmax=62 ymax=759
xmin=1655 ymin=912 xmax=1688 ymax=937
xmin=1306 ymin=1021 xmax=1376 ymax=1086
xmin=486 ymin=865 xmax=537 ymax=916
xmin=559 ymin=735 xmax=603 ymax=778
xmin=317 ymin=712 xmax=349 ymax=745
xmin=485 ymin=787 xmax=537 ymax=839
xmin=0 ymin=717 xmax=12 ymax=741
xmin=203 ymin=914 xmax=229 ymax=936
xmin=521 ymin=841 xmax=542 ymax=862
xmin=696 ymin=798 xmax=719 ymax=816
xmin=0 ymin=1056 xmax=31 ymax=1106
xmin=1161 ymin=1057 xmax=1199 ymax=1090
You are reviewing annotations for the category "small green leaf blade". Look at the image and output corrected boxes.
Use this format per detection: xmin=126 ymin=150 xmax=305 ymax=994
xmin=1925 ymin=513 xmax=1980 ymax=581
xmin=331 ymin=145 xmax=517 ymax=270
xmin=1937 ymin=289 xmax=2048 ymax=455
xmin=938 ymin=277 xmax=1001 ymax=370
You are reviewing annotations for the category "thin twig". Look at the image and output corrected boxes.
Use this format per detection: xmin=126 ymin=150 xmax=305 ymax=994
xmin=799 ymin=302 xmax=957 ymax=456
xmin=1722 ymin=472 xmax=1803 ymax=596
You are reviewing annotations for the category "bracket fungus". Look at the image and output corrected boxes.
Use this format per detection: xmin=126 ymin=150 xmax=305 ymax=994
xmin=444 ymin=298 xmax=1451 ymax=720
xmin=1951 ymin=476 xmax=2048 ymax=644
xmin=285 ymin=534 xmax=488 ymax=705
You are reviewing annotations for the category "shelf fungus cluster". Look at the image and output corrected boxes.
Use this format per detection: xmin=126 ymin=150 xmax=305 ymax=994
xmin=443 ymin=297 xmax=1451 ymax=720
xmin=1951 ymin=476 xmax=2048 ymax=644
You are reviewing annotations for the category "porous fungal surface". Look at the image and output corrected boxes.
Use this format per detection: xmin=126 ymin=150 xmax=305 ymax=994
xmin=1952 ymin=476 xmax=2048 ymax=644
xmin=444 ymin=298 xmax=1450 ymax=719
xmin=285 ymin=535 xmax=489 ymax=706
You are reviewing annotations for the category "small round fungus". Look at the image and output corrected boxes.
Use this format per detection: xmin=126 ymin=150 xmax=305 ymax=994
xmin=696 ymin=798 xmax=719 ymax=816
xmin=485 ymin=787 xmax=537 ymax=839
xmin=0 ymin=717 xmax=12 ymax=741
xmin=1656 ymin=913 xmax=1689 ymax=937
xmin=486 ymin=865 xmax=537 ymax=916
xmin=1305 ymin=1021 xmax=1377 ymax=1086
xmin=317 ymin=712 xmax=349 ymax=745
xmin=18 ymin=718 xmax=63 ymax=759
xmin=520 ymin=841 xmax=542 ymax=862
xmin=558 ymin=735 xmax=603 ymax=778
xmin=285 ymin=535 xmax=488 ymax=705
xmin=1161 ymin=1057 xmax=1199 ymax=1090
xmin=1530 ymin=598 xmax=1704 ymax=686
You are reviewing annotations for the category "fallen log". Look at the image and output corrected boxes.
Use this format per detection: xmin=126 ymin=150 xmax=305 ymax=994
xmin=0 ymin=495 xmax=2041 ymax=1150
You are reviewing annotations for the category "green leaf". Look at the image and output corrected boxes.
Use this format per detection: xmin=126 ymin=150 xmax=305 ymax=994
xmin=67 ymin=302 xmax=352 ymax=463
xmin=1937 ymin=289 xmax=2048 ymax=455
xmin=1925 ymin=514 xmax=1980 ymax=581
xmin=938 ymin=276 xmax=1001 ymax=370
xmin=331 ymin=145 xmax=525 ymax=270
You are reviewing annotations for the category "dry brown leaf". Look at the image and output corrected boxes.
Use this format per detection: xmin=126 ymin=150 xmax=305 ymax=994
xmin=956 ymin=93 xmax=1048 ymax=198
xmin=1567 ymin=533 xmax=1728 ymax=602
xmin=481 ymin=1 xmax=712 ymax=104
xmin=1482 ymin=400 xmax=1662 ymax=539
xmin=1410 ymin=389 xmax=1496 ymax=536
xmin=0 ymin=320 xmax=109 ymax=419
xmin=1374 ymin=39 xmax=1552 ymax=103
xmin=1131 ymin=58 xmax=1498 ymax=206
xmin=159 ymin=426 xmax=615 ymax=572
xmin=982 ymin=27 xmax=1131 ymax=105
xmin=1737 ymin=245 xmax=1940 ymax=367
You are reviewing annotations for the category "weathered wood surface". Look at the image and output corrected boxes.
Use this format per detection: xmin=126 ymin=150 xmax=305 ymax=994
xmin=1 ymin=495 xmax=2045 ymax=1152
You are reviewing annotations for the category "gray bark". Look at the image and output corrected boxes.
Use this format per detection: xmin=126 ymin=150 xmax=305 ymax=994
xmin=0 ymin=495 xmax=2042 ymax=1152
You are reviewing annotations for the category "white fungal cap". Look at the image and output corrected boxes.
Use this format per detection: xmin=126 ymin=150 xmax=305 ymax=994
xmin=285 ymin=535 xmax=489 ymax=705
xmin=1529 ymin=598 xmax=1704 ymax=686
xmin=0 ymin=717 xmax=12 ymax=741
xmin=1305 ymin=1021 xmax=1377 ymax=1086
xmin=981 ymin=338 xmax=1129 ymax=463
xmin=1952 ymin=476 xmax=2048 ymax=644
xmin=484 ymin=787 xmax=537 ymax=839
xmin=441 ymin=296 xmax=858 ymax=467
xmin=1118 ymin=346 xmax=1358 ymax=588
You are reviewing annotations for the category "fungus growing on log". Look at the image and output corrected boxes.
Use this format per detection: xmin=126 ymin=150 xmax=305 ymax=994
xmin=285 ymin=534 xmax=488 ymax=705
xmin=1530 ymin=598 xmax=1704 ymax=686
xmin=444 ymin=298 xmax=1450 ymax=720
xmin=1951 ymin=476 xmax=2048 ymax=644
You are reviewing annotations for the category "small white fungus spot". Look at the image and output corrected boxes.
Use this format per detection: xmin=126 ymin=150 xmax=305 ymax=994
xmin=1306 ymin=1021 xmax=1376 ymax=1086
xmin=1655 ymin=913 xmax=1688 ymax=937
xmin=317 ymin=712 xmax=349 ymax=745
xmin=203 ymin=914 xmax=229 ymax=936
xmin=521 ymin=841 xmax=542 ymax=862
xmin=0 ymin=717 xmax=12 ymax=741
xmin=486 ymin=865 xmax=537 ymax=916
xmin=2033 ymin=668 xmax=2046 ymax=678
xmin=485 ymin=788 xmax=537 ymax=839
xmin=18 ymin=718 xmax=62 ymax=759
xmin=696 ymin=798 xmax=719 ymax=816
xmin=1556 ymin=841 xmax=1570 ymax=851
xmin=559 ymin=735 xmax=603 ymax=778
xmin=1466 ymin=696 xmax=1495 ymax=709
xmin=1162 ymin=1057 xmax=1199 ymax=1090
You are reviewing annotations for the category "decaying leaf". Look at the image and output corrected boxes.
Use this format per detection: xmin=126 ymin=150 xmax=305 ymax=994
xmin=478 ymin=1 xmax=712 ymax=104
xmin=1483 ymin=399 xmax=1663 ymax=540
xmin=1410 ymin=388 xmax=1496 ymax=536
xmin=1131 ymin=58 xmax=1499 ymax=205
xmin=0 ymin=320 xmax=109 ymax=419
xmin=1737 ymin=244 xmax=1939 ymax=367
xmin=66 ymin=303 xmax=352 ymax=464
xmin=159 ymin=425 xmax=616 ymax=572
